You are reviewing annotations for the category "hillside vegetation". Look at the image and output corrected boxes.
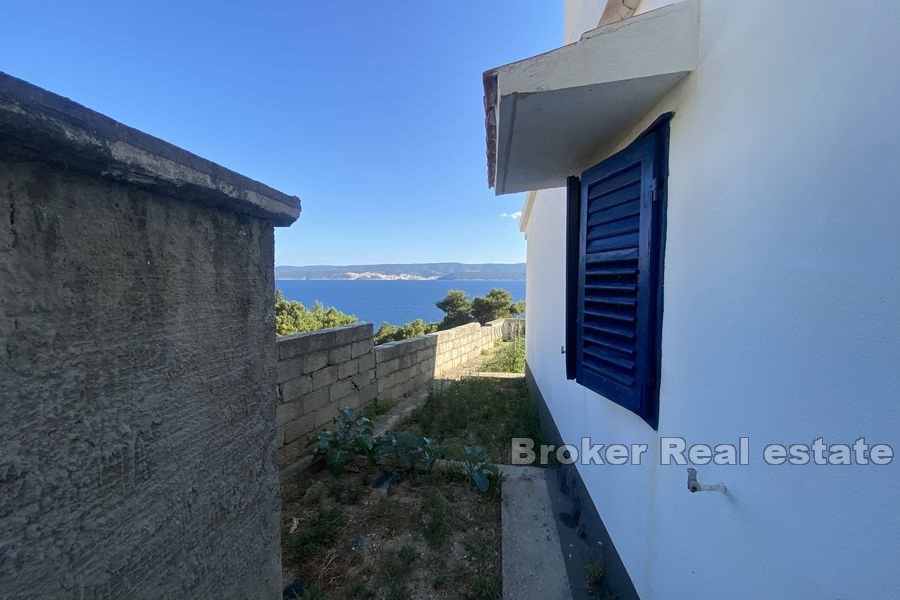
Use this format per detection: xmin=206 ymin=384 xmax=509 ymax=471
xmin=275 ymin=288 xmax=524 ymax=342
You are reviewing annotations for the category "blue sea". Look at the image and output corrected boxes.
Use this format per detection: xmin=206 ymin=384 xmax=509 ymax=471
xmin=275 ymin=279 xmax=525 ymax=326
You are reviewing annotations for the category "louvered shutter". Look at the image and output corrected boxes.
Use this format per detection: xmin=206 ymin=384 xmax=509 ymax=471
xmin=575 ymin=119 xmax=668 ymax=427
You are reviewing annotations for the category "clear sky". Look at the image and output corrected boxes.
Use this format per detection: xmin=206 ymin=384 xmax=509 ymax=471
xmin=2 ymin=1 xmax=562 ymax=266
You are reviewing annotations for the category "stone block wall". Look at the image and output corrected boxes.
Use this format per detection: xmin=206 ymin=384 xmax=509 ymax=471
xmin=274 ymin=318 xmax=524 ymax=476
xmin=433 ymin=319 xmax=507 ymax=376
xmin=276 ymin=323 xmax=376 ymax=470
xmin=375 ymin=335 xmax=439 ymax=402
xmin=376 ymin=320 xmax=510 ymax=402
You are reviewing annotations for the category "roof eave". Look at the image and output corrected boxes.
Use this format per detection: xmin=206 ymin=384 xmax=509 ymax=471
xmin=481 ymin=0 xmax=699 ymax=196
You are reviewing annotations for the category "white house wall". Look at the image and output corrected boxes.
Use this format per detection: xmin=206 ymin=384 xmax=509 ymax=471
xmin=525 ymin=0 xmax=900 ymax=598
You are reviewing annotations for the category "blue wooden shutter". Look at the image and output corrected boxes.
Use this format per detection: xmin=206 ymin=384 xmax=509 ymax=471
xmin=576 ymin=116 xmax=668 ymax=427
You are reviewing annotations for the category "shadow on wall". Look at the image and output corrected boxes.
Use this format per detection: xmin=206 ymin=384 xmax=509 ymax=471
xmin=274 ymin=318 xmax=524 ymax=475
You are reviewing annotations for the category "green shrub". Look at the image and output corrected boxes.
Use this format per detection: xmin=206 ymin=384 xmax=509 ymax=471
xmin=376 ymin=431 xmax=442 ymax=474
xmin=374 ymin=319 xmax=439 ymax=345
xmin=275 ymin=289 xmax=356 ymax=336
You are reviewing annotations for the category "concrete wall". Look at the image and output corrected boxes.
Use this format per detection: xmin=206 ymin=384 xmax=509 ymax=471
xmin=274 ymin=318 xmax=522 ymax=474
xmin=523 ymin=1 xmax=900 ymax=598
xmin=1 ymin=166 xmax=285 ymax=600
xmin=276 ymin=323 xmax=377 ymax=470
xmin=375 ymin=335 xmax=439 ymax=403
xmin=0 ymin=74 xmax=299 ymax=599
xmin=376 ymin=320 xmax=508 ymax=403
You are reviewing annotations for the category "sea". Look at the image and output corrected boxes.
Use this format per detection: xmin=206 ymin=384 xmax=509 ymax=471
xmin=275 ymin=279 xmax=525 ymax=326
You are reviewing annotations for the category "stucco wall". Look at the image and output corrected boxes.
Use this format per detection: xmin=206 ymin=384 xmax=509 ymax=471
xmin=0 ymin=163 xmax=283 ymax=598
xmin=525 ymin=1 xmax=900 ymax=598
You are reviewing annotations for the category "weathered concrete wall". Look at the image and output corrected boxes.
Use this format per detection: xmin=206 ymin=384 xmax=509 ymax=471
xmin=276 ymin=323 xmax=376 ymax=471
xmin=0 ymin=73 xmax=300 ymax=600
xmin=0 ymin=164 xmax=281 ymax=599
xmin=273 ymin=318 xmax=524 ymax=475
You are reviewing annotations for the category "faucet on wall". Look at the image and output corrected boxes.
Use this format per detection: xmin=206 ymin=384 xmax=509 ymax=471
xmin=686 ymin=468 xmax=727 ymax=494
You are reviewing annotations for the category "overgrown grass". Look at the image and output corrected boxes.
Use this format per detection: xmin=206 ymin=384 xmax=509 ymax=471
xmin=282 ymin=462 xmax=501 ymax=599
xmin=479 ymin=337 xmax=526 ymax=373
xmin=404 ymin=376 xmax=542 ymax=464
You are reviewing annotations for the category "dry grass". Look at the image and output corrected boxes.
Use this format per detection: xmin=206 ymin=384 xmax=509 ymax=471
xmin=403 ymin=377 xmax=542 ymax=465
xmin=281 ymin=461 xmax=500 ymax=600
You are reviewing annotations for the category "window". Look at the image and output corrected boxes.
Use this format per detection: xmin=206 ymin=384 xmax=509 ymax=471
xmin=565 ymin=114 xmax=670 ymax=428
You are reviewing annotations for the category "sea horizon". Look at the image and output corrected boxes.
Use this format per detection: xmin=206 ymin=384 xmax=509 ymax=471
xmin=275 ymin=278 xmax=525 ymax=326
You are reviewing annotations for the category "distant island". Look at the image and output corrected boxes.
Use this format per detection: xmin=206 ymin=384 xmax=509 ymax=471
xmin=275 ymin=262 xmax=525 ymax=281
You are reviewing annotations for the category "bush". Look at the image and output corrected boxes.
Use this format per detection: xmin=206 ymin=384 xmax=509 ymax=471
xmin=311 ymin=407 xmax=376 ymax=472
xmin=275 ymin=290 xmax=356 ymax=336
xmin=374 ymin=319 xmax=439 ymax=345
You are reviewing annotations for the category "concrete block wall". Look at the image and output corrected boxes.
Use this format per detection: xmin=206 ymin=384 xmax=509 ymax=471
xmin=274 ymin=318 xmax=524 ymax=475
xmin=375 ymin=334 xmax=439 ymax=402
xmin=376 ymin=319 xmax=513 ymax=403
xmin=276 ymin=323 xmax=376 ymax=470
xmin=432 ymin=320 xmax=505 ymax=376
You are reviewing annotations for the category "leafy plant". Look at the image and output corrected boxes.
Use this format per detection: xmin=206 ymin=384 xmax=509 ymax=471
xmin=312 ymin=408 xmax=445 ymax=476
xmin=377 ymin=431 xmax=442 ymax=473
xmin=311 ymin=408 xmax=375 ymax=472
xmin=461 ymin=446 xmax=498 ymax=494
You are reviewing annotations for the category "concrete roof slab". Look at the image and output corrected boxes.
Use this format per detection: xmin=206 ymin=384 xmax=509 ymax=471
xmin=0 ymin=72 xmax=301 ymax=226
xmin=483 ymin=0 xmax=699 ymax=195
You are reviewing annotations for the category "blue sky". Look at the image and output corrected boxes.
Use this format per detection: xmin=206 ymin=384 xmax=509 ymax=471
xmin=2 ymin=1 xmax=561 ymax=266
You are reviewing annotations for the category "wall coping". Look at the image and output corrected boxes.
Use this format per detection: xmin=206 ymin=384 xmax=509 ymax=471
xmin=375 ymin=317 xmax=517 ymax=351
xmin=0 ymin=72 xmax=300 ymax=226
xmin=277 ymin=322 xmax=372 ymax=344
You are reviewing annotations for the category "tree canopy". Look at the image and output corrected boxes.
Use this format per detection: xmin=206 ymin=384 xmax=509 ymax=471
xmin=435 ymin=289 xmax=473 ymax=329
xmin=373 ymin=319 xmax=439 ymax=345
xmin=274 ymin=287 xmax=523 ymax=343
xmin=471 ymin=288 xmax=521 ymax=325
xmin=437 ymin=288 xmax=525 ymax=327
xmin=275 ymin=289 xmax=357 ymax=336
